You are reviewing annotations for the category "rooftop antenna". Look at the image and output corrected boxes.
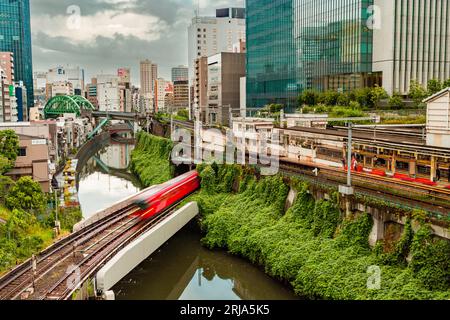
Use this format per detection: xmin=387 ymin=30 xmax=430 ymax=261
xmin=195 ymin=0 xmax=200 ymax=17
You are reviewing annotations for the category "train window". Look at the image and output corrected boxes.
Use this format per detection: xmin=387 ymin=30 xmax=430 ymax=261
xmin=417 ymin=166 xmax=431 ymax=175
xmin=396 ymin=161 xmax=409 ymax=170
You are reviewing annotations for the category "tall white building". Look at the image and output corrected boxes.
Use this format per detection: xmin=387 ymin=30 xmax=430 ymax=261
xmin=46 ymin=65 xmax=85 ymax=96
xmin=187 ymin=8 xmax=246 ymax=86
xmin=96 ymin=75 xmax=120 ymax=112
xmin=373 ymin=0 xmax=450 ymax=94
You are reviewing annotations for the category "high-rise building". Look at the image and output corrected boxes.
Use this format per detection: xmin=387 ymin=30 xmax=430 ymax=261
xmin=140 ymin=60 xmax=158 ymax=111
xmin=118 ymin=68 xmax=131 ymax=88
xmin=206 ymin=52 xmax=246 ymax=126
xmin=46 ymin=65 xmax=85 ymax=97
xmin=173 ymin=80 xmax=189 ymax=111
xmin=171 ymin=66 xmax=189 ymax=82
xmin=187 ymin=8 xmax=246 ymax=84
xmin=96 ymin=75 xmax=120 ymax=112
xmin=0 ymin=52 xmax=14 ymax=83
xmin=85 ymin=77 xmax=98 ymax=108
xmin=140 ymin=60 xmax=158 ymax=94
xmin=246 ymin=0 xmax=450 ymax=109
xmin=0 ymin=77 xmax=18 ymax=122
xmin=0 ymin=0 xmax=33 ymax=108
xmin=15 ymin=82 xmax=27 ymax=122
xmin=194 ymin=56 xmax=208 ymax=114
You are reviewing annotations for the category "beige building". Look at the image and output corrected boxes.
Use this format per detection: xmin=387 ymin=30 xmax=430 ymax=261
xmin=194 ymin=56 xmax=208 ymax=118
xmin=206 ymin=52 xmax=246 ymax=126
xmin=140 ymin=60 xmax=157 ymax=95
xmin=6 ymin=134 xmax=51 ymax=192
xmin=173 ymin=80 xmax=189 ymax=111
xmin=29 ymin=107 xmax=41 ymax=121
xmin=0 ymin=52 xmax=14 ymax=83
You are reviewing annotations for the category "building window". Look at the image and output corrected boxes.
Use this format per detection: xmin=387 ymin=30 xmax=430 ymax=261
xmin=18 ymin=148 xmax=26 ymax=157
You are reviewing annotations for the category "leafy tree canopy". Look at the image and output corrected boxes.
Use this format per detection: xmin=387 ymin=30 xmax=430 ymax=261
xmin=0 ymin=130 xmax=19 ymax=163
xmin=5 ymin=177 xmax=46 ymax=214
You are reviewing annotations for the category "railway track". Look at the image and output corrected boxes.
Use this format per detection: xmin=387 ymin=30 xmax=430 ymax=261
xmin=0 ymin=205 xmax=139 ymax=300
xmin=279 ymin=158 xmax=450 ymax=216
xmin=44 ymin=208 xmax=175 ymax=300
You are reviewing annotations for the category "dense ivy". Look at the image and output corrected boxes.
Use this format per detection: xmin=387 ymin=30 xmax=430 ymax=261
xmin=130 ymin=131 xmax=175 ymax=187
xmin=191 ymin=164 xmax=450 ymax=300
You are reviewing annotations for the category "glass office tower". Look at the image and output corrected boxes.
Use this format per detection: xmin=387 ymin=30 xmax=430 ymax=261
xmin=0 ymin=0 xmax=34 ymax=110
xmin=246 ymin=0 xmax=378 ymax=109
xmin=246 ymin=0 xmax=297 ymax=109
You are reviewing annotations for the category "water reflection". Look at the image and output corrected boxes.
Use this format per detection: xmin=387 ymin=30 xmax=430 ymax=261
xmin=113 ymin=224 xmax=300 ymax=300
xmin=78 ymin=144 xmax=141 ymax=218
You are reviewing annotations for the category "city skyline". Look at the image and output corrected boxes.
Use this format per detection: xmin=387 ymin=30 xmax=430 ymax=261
xmin=30 ymin=0 xmax=244 ymax=85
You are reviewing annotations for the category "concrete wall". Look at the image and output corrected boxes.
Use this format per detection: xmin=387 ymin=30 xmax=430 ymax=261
xmin=96 ymin=202 xmax=199 ymax=294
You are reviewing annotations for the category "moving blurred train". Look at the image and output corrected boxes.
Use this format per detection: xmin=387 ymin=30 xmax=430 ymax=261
xmin=133 ymin=171 xmax=201 ymax=219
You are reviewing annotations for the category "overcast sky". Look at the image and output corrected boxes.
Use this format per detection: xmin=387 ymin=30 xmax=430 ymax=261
xmin=30 ymin=0 xmax=244 ymax=85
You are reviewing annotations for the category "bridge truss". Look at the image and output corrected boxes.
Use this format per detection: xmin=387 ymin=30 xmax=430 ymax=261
xmin=44 ymin=95 xmax=95 ymax=119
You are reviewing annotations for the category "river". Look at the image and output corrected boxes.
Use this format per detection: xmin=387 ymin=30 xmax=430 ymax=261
xmin=77 ymin=143 xmax=299 ymax=300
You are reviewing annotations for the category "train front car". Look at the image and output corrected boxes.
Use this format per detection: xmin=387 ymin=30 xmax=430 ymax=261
xmin=132 ymin=171 xmax=201 ymax=220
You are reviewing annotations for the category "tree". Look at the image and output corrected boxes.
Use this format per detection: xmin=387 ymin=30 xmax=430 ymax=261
xmin=268 ymin=104 xmax=283 ymax=113
xmin=0 ymin=130 xmax=19 ymax=163
xmin=370 ymin=85 xmax=388 ymax=109
xmin=409 ymin=80 xmax=428 ymax=108
xmin=0 ymin=155 xmax=12 ymax=175
xmin=388 ymin=92 xmax=405 ymax=110
xmin=427 ymin=79 xmax=442 ymax=96
xmin=0 ymin=175 xmax=14 ymax=205
xmin=319 ymin=90 xmax=340 ymax=106
xmin=352 ymin=88 xmax=373 ymax=109
xmin=300 ymin=90 xmax=320 ymax=106
xmin=443 ymin=79 xmax=450 ymax=88
xmin=5 ymin=209 xmax=35 ymax=240
xmin=5 ymin=177 xmax=46 ymax=215
xmin=336 ymin=93 xmax=351 ymax=106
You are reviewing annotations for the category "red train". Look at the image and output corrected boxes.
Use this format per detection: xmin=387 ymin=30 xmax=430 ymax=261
xmin=132 ymin=170 xmax=201 ymax=219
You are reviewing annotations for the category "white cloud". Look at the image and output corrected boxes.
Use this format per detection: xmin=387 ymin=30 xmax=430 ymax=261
xmin=32 ymin=10 xmax=168 ymax=44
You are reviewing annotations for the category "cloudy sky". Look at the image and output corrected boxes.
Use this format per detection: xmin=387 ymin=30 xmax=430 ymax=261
xmin=30 ymin=0 xmax=244 ymax=85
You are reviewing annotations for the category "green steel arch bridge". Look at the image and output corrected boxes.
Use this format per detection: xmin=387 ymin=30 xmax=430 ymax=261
xmin=44 ymin=95 xmax=95 ymax=119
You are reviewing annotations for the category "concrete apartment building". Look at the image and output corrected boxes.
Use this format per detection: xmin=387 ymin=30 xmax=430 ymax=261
xmin=188 ymin=8 xmax=246 ymax=84
xmin=0 ymin=121 xmax=58 ymax=192
xmin=206 ymin=52 xmax=246 ymax=126
xmin=193 ymin=56 xmax=208 ymax=115
xmin=0 ymin=75 xmax=18 ymax=123
xmin=171 ymin=66 xmax=188 ymax=82
xmin=7 ymin=134 xmax=51 ymax=192
xmin=173 ymin=80 xmax=189 ymax=111
xmin=0 ymin=52 xmax=14 ymax=83
xmin=46 ymin=65 xmax=85 ymax=98
xmin=140 ymin=60 xmax=158 ymax=112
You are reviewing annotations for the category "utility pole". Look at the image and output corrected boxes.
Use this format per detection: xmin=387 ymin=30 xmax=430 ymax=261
xmin=339 ymin=122 xmax=354 ymax=217
xmin=54 ymin=188 xmax=60 ymax=235
xmin=347 ymin=122 xmax=353 ymax=188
